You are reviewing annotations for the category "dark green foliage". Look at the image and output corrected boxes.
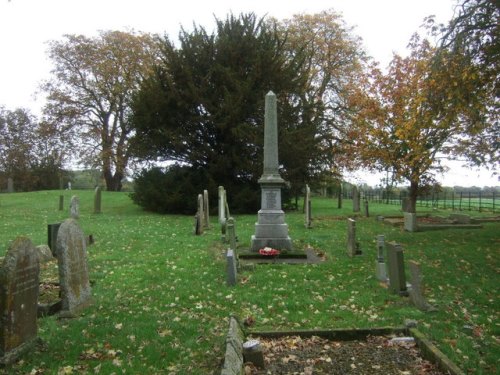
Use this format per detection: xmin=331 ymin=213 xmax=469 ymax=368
xmin=131 ymin=13 xmax=323 ymax=213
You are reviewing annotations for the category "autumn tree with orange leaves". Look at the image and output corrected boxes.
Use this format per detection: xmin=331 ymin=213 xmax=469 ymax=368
xmin=349 ymin=35 xmax=487 ymax=213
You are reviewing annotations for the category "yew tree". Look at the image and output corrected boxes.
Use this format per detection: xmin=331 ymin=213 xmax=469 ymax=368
xmin=131 ymin=13 xmax=324 ymax=210
xmin=43 ymin=31 xmax=160 ymax=191
xmin=349 ymin=35 xmax=486 ymax=213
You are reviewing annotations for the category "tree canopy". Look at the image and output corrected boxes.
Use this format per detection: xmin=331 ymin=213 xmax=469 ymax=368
xmin=42 ymin=30 xmax=161 ymax=191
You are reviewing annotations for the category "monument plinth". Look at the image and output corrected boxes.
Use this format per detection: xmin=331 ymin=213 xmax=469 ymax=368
xmin=250 ymin=91 xmax=293 ymax=252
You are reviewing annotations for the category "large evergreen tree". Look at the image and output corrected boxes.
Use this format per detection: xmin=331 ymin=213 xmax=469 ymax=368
xmin=131 ymin=14 xmax=321 ymax=212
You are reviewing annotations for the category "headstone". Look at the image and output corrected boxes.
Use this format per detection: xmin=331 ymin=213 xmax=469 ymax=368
xmin=203 ymin=190 xmax=210 ymax=229
xmin=226 ymin=249 xmax=237 ymax=286
xmin=363 ymin=198 xmax=369 ymax=217
xmin=56 ymin=219 xmax=92 ymax=317
xmin=70 ymin=195 xmax=80 ymax=219
xmin=352 ymin=186 xmax=360 ymax=212
xmin=35 ymin=245 xmax=54 ymax=264
xmin=47 ymin=223 xmax=61 ymax=257
xmin=194 ymin=213 xmax=203 ymax=235
xmin=93 ymin=186 xmax=102 ymax=214
xmin=197 ymin=194 xmax=204 ymax=234
xmin=242 ymin=339 xmax=265 ymax=368
xmin=0 ymin=237 xmax=39 ymax=365
xmin=6 ymin=178 xmax=14 ymax=193
xmin=386 ymin=242 xmax=408 ymax=296
xmin=304 ymin=184 xmax=312 ymax=228
xmin=58 ymin=195 xmax=64 ymax=211
xmin=250 ymin=91 xmax=293 ymax=252
xmin=408 ymin=261 xmax=436 ymax=312
xmin=227 ymin=217 xmax=237 ymax=250
xmin=375 ymin=235 xmax=387 ymax=282
xmin=218 ymin=186 xmax=227 ymax=241
xmin=346 ymin=218 xmax=361 ymax=257
xmin=404 ymin=212 xmax=418 ymax=232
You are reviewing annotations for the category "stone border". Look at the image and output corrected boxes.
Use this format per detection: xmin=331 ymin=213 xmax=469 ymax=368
xmin=220 ymin=320 xmax=465 ymax=375
xmin=237 ymin=248 xmax=321 ymax=264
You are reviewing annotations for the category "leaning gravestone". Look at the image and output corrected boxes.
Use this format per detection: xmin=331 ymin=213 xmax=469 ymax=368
xmin=352 ymin=186 xmax=360 ymax=212
xmin=56 ymin=219 xmax=92 ymax=317
xmin=70 ymin=195 xmax=80 ymax=219
xmin=386 ymin=242 xmax=408 ymax=296
xmin=93 ymin=186 xmax=102 ymax=214
xmin=250 ymin=91 xmax=293 ymax=252
xmin=0 ymin=237 xmax=40 ymax=365
xmin=408 ymin=261 xmax=436 ymax=312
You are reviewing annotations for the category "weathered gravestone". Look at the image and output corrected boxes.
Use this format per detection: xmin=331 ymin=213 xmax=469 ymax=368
xmin=346 ymin=218 xmax=361 ymax=257
xmin=6 ymin=178 xmax=14 ymax=193
xmin=0 ymin=237 xmax=39 ymax=365
xmin=227 ymin=217 xmax=237 ymax=250
xmin=70 ymin=195 xmax=80 ymax=219
xmin=375 ymin=234 xmax=387 ymax=282
xmin=250 ymin=91 xmax=292 ymax=252
xmin=194 ymin=212 xmax=203 ymax=236
xmin=408 ymin=261 xmax=436 ymax=312
xmin=196 ymin=194 xmax=204 ymax=235
xmin=219 ymin=186 xmax=228 ymax=241
xmin=386 ymin=242 xmax=408 ymax=296
xmin=56 ymin=219 xmax=92 ymax=317
xmin=363 ymin=198 xmax=369 ymax=217
xmin=226 ymin=249 xmax=237 ymax=287
xmin=203 ymin=190 xmax=210 ymax=229
xmin=47 ymin=223 xmax=61 ymax=257
xmin=304 ymin=185 xmax=312 ymax=229
xmin=93 ymin=186 xmax=102 ymax=214
xmin=404 ymin=212 xmax=418 ymax=232
xmin=352 ymin=186 xmax=360 ymax=212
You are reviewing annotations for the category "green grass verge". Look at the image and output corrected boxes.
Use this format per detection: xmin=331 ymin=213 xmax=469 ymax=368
xmin=0 ymin=191 xmax=498 ymax=374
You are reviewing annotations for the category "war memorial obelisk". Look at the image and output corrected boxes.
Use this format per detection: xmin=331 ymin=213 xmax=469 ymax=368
xmin=250 ymin=91 xmax=293 ymax=252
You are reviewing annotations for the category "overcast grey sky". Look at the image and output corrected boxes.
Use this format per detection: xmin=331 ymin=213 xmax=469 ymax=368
xmin=1 ymin=0 xmax=496 ymax=186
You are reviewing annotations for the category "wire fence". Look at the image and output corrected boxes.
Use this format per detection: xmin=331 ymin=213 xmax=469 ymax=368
xmin=360 ymin=190 xmax=498 ymax=213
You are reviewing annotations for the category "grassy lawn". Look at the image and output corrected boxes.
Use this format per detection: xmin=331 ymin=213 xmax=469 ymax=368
xmin=0 ymin=190 xmax=498 ymax=374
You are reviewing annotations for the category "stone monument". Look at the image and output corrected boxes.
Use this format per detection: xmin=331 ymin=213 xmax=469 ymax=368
xmin=250 ymin=91 xmax=292 ymax=252
xmin=0 ymin=237 xmax=40 ymax=365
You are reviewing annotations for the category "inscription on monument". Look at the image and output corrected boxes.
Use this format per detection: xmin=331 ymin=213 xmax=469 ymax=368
xmin=266 ymin=191 xmax=277 ymax=209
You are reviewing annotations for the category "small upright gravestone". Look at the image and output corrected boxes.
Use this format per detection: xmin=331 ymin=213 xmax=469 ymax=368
xmin=93 ymin=186 xmax=102 ymax=214
xmin=226 ymin=249 xmax=237 ymax=286
xmin=408 ymin=260 xmax=436 ymax=312
xmin=352 ymin=186 xmax=360 ymax=212
xmin=375 ymin=234 xmax=387 ymax=282
xmin=0 ymin=237 xmax=40 ymax=365
xmin=404 ymin=212 xmax=418 ymax=232
xmin=196 ymin=194 xmax=204 ymax=235
xmin=6 ymin=178 xmax=14 ymax=193
xmin=304 ymin=184 xmax=312 ymax=229
xmin=346 ymin=218 xmax=361 ymax=257
xmin=56 ymin=219 xmax=92 ymax=317
xmin=70 ymin=195 xmax=80 ymax=219
xmin=203 ymin=190 xmax=210 ymax=229
xmin=194 ymin=213 xmax=203 ymax=235
xmin=363 ymin=198 xmax=369 ymax=217
xmin=218 ymin=186 xmax=227 ymax=241
xmin=386 ymin=242 xmax=408 ymax=296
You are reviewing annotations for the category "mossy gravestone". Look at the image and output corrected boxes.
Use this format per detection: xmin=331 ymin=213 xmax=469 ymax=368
xmin=56 ymin=219 xmax=92 ymax=317
xmin=0 ymin=237 xmax=40 ymax=365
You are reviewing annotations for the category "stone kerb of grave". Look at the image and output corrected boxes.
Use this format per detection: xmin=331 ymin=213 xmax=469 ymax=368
xmin=0 ymin=237 xmax=40 ymax=365
xmin=56 ymin=219 xmax=93 ymax=317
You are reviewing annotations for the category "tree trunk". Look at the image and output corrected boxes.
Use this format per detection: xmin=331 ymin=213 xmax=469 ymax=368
xmin=408 ymin=180 xmax=419 ymax=213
